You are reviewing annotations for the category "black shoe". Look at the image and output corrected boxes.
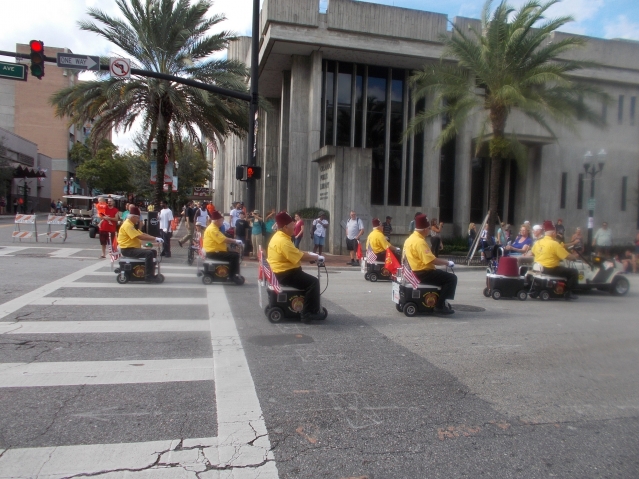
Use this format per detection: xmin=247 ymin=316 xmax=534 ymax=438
xmin=565 ymin=292 xmax=579 ymax=300
xmin=347 ymin=260 xmax=354 ymax=265
xmin=301 ymin=312 xmax=324 ymax=323
xmin=434 ymin=304 xmax=455 ymax=315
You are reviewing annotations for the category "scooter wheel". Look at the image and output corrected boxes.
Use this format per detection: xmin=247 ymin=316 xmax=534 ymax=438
xmin=395 ymin=303 xmax=404 ymax=313
xmin=320 ymin=307 xmax=328 ymax=320
xmin=233 ymin=275 xmax=245 ymax=286
xmin=114 ymin=268 xmax=121 ymax=274
xmin=483 ymin=287 xmax=491 ymax=297
xmin=364 ymin=273 xmax=371 ymax=281
xmin=116 ymin=272 xmax=128 ymax=284
xmin=491 ymin=289 xmax=502 ymax=300
xmin=155 ymin=274 xmax=165 ymax=284
xmin=403 ymin=302 xmax=417 ymax=317
xmin=369 ymin=273 xmax=378 ymax=282
xmin=202 ymin=275 xmax=213 ymax=285
xmin=517 ymin=289 xmax=528 ymax=301
xmin=610 ymin=276 xmax=630 ymax=296
xmin=539 ymin=290 xmax=550 ymax=301
xmin=267 ymin=307 xmax=284 ymax=323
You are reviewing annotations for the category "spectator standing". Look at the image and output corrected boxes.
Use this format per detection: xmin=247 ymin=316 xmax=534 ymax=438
xmin=98 ymin=197 xmax=120 ymax=258
xmin=56 ymin=199 xmax=62 ymax=213
xmin=178 ymin=201 xmax=195 ymax=247
xmin=408 ymin=212 xmax=422 ymax=233
xmin=468 ymin=222 xmax=477 ymax=250
xmin=50 ymin=200 xmax=56 ymax=213
xmin=382 ymin=216 xmax=393 ymax=240
xmin=496 ymin=222 xmax=507 ymax=246
xmin=293 ymin=213 xmax=305 ymax=249
xmin=158 ymin=200 xmax=174 ymax=257
xmin=195 ymin=202 xmax=208 ymax=234
xmin=593 ymin=222 xmax=612 ymax=257
xmin=234 ymin=211 xmax=250 ymax=256
xmin=430 ymin=218 xmax=443 ymax=258
xmin=221 ymin=214 xmax=231 ymax=234
xmin=264 ymin=209 xmax=277 ymax=248
xmin=345 ymin=211 xmax=364 ymax=265
xmin=230 ymin=202 xmax=242 ymax=227
xmin=555 ymin=219 xmax=565 ymax=242
xmin=250 ymin=211 xmax=264 ymax=257
xmin=312 ymin=212 xmax=329 ymax=255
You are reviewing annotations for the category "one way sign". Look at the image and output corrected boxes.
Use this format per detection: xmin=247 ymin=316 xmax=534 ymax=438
xmin=56 ymin=53 xmax=100 ymax=71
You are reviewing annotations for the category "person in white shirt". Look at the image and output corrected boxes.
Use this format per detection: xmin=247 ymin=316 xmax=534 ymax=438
xmin=312 ymin=212 xmax=329 ymax=255
xmin=345 ymin=211 xmax=364 ymax=266
xmin=158 ymin=200 xmax=174 ymax=257
xmin=230 ymin=202 xmax=243 ymax=228
xmin=195 ymin=203 xmax=208 ymax=234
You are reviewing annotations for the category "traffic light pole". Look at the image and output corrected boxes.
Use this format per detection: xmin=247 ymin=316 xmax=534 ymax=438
xmin=245 ymin=0 xmax=260 ymax=213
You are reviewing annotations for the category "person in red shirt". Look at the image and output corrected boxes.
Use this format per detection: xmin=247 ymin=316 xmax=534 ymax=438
xmin=99 ymin=197 xmax=120 ymax=258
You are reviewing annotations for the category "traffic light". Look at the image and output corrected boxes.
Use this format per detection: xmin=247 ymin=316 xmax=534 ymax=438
xmin=235 ymin=165 xmax=262 ymax=181
xmin=29 ymin=40 xmax=45 ymax=80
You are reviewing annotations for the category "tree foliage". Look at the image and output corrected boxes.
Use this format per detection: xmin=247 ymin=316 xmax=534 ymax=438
xmin=75 ymin=142 xmax=131 ymax=194
xmin=407 ymin=0 xmax=605 ymax=228
xmin=50 ymin=0 xmax=249 ymax=207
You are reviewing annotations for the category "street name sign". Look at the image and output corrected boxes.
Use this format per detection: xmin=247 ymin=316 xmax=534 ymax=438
xmin=0 ymin=61 xmax=27 ymax=81
xmin=587 ymin=198 xmax=596 ymax=210
xmin=56 ymin=53 xmax=100 ymax=71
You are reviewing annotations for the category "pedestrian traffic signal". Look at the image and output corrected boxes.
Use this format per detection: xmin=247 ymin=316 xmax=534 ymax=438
xmin=29 ymin=40 xmax=45 ymax=80
xmin=235 ymin=165 xmax=262 ymax=181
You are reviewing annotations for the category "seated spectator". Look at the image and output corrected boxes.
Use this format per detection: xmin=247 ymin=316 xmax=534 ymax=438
xmin=565 ymin=227 xmax=584 ymax=254
xmin=619 ymin=250 xmax=637 ymax=274
xmin=505 ymin=225 xmax=532 ymax=256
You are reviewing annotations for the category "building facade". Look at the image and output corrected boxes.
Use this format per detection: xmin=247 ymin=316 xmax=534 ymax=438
xmin=215 ymin=0 xmax=639 ymax=253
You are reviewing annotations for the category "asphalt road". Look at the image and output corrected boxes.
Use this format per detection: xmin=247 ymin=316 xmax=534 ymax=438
xmin=0 ymin=219 xmax=637 ymax=478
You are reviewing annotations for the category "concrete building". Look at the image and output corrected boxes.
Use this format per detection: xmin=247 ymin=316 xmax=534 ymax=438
xmin=216 ymin=0 xmax=639 ymax=253
xmin=0 ymin=43 xmax=95 ymax=211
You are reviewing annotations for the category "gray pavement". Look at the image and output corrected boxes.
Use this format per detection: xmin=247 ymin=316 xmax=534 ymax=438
xmin=0 ymin=221 xmax=637 ymax=478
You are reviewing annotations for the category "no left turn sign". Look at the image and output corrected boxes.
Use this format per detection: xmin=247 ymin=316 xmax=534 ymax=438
xmin=110 ymin=58 xmax=131 ymax=79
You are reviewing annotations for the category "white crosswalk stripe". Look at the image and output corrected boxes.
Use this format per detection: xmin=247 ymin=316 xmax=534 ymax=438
xmin=0 ymin=257 xmax=278 ymax=478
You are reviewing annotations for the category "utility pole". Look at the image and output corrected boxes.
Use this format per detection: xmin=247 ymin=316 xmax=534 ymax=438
xmin=246 ymin=0 xmax=260 ymax=212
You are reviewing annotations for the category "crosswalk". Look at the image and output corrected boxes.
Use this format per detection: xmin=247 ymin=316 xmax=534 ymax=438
xmin=0 ymin=246 xmax=105 ymax=260
xmin=0 ymin=262 xmax=279 ymax=478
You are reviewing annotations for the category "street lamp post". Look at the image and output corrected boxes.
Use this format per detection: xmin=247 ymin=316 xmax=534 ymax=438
xmin=583 ymin=149 xmax=606 ymax=255
xmin=63 ymin=176 xmax=74 ymax=195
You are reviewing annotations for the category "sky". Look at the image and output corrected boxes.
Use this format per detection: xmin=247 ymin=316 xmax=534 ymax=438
xmin=1 ymin=0 xmax=638 ymax=150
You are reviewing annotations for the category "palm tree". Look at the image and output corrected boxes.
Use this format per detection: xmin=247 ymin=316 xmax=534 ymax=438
xmin=407 ymin=0 xmax=605 ymax=230
xmin=51 ymin=0 xmax=249 ymax=206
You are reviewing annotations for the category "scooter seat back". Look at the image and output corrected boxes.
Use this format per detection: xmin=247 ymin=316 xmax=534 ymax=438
xmin=204 ymin=259 xmax=229 ymax=265
xmin=119 ymin=258 xmax=146 ymax=271
xmin=268 ymin=285 xmax=303 ymax=292
xmin=529 ymin=263 xmax=567 ymax=281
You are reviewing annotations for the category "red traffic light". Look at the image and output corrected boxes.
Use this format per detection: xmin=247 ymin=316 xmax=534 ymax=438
xmin=29 ymin=40 xmax=43 ymax=53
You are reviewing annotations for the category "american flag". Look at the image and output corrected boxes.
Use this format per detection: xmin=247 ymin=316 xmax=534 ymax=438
xmin=402 ymin=258 xmax=421 ymax=289
xmin=108 ymin=236 xmax=121 ymax=262
xmin=366 ymin=245 xmax=377 ymax=264
xmin=261 ymin=248 xmax=281 ymax=293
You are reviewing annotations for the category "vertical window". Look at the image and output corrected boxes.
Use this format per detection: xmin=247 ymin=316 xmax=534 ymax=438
xmin=439 ymin=140 xmax=456 ymax=222
xmin=618 ymin=95 xmax=624 ymax=124
xmin=621 ymin=176 xmax=628 ymax=211
xmin=336 ymin=62 xmax=352 ymax=147
xmin=388 ymin=68 xmax=404 ymax=206
xmin=560 ymin=172 xmax=567 ymax=209
xmin=323 ymin=61 xmax=335 ymax=146
xmin=412 ymin=98 xmax=425 ymax=207
xmin=602 ymin=100 xmax=607 ymax=123
xmin=630 ymin=96 xmax=636 ymax=126
xmin=354 ymin=65 xmax=364 ymax=147
xmin=367 ymin=66 xmax=387 ymax=205
xmin=577 ymin=173 xmax=584 ymax=209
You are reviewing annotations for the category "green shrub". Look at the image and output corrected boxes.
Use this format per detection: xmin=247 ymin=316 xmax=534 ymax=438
xmin=440 ymin=236 xmax=470 ymax=254
xmin=296 ymin=207 xmax=329 ymax=220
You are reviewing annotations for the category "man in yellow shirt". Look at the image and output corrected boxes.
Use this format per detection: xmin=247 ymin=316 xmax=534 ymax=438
xmin=403 ymin=214 xmax=457 ymax=314
xmin=203 ymin=210 xmax=244 ymax=279
xmin=268 ymin=212 xmax=324 ymax=321
xmin=118 ymin=206 xmax=165 ymax=281
xmin=531 ymin=220 xmax=580 ymax=299
xmin=366 ymin=218 xmax=400 ymax=262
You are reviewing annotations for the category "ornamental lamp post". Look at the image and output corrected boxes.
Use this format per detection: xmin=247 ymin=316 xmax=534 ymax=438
xmin=583 ymin=149 xmax=606 ymax=255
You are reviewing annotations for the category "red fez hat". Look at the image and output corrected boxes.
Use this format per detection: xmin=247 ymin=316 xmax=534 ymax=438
xmin=275 ymin=211 xmax=293 ymax=228
xmin=414 ymin=214 xmax=430 ymax=229
xmin=543 ymin=220 xmax=555 ymax=232
xmin=211 ymin=210 xmax=223 ymax=220
xmin=372 ymin=218 xmax=381 ymax=227
xmin=129 ymin=206 xmax=141 ymax=216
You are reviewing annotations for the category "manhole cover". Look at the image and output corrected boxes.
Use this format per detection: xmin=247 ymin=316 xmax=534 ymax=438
xmin=453 ymin=304 xmax=486 ymax=312
xmin=247 ymin=334 xmax=314 ymax=347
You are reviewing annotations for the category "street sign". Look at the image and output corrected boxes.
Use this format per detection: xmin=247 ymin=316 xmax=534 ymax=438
xmin=56 ymin=53 xmax=100 ymax=71
xmin=0 ymin=61 xmax=27 ymax=81
xmin=109 ymin=58 xmax=131 ymax=79
xmin=587 ymin=198 xmax=596 ymax=210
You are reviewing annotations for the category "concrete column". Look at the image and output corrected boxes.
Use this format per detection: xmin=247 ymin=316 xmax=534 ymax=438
xmin=453 ymin=119 xmax=473 ymax=236
xmin=260 ymin=99 xmax=280 ymax=214
xmin=278 ymin=71 xmax=291 ymax=211
xmin=213 ymin=137 xmax=225 ymax=209
xmin=422 ymin=93 xmax=441 ymax=221
xmin=287 ymin=55 xmax=311 ymax=212
xmin=306 ymin=50 xmax=323 ymax=207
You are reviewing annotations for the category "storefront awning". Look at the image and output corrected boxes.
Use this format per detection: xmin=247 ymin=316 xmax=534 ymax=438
xmin=13 ymin=165 xmax=46 ymax=179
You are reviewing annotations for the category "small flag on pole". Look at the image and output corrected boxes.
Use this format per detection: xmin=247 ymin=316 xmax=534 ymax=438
xmin=109 ymin=236 xmax=121 ymax=262
xmin=403 ymin=259 xmax=420 ymax=289
xmin=366 ymin=246 xmax=377 ymax=264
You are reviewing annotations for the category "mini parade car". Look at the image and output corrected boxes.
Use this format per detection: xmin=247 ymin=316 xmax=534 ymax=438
xmin=264 ymin=285 xmax=328 ymax=323
xmin=113 ymin=244 xmax=164 ymax=284
xmin=363 ymin=259 xmax=393 ymax=282
xmin=483 ymin=256 xmax=530 ymax=301
xmin=392 ymin=268 xmax=442 ymax=316
xmin=198 ymin=259 xmax=245 ymax=285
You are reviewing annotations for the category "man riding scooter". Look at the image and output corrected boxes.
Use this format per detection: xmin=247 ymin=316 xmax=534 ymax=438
xmin=202 ymin=210 xmax=244 ymax=280
xmin=118 ymin=206 xmax=164 ymax=282
xmin=268 ymin=212 xmax=325 ymax=322
xmin=366 ymin=218 xmax=400 ymax=261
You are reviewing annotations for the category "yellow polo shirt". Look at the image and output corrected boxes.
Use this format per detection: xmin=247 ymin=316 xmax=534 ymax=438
xmin=366 ymin=228 xmax=392 ymax=254
xmin=203 ymin=223 xmax=227 ymax=253
xmin=268 ymin=230 xmax=304 ymax=273
xmin=118 ymin=219 xmax=143 ymax=249
xmin=403 ymin=231 xmax=436 ymax=271
xmin=531 ymin=235 xmax=569 ymax=268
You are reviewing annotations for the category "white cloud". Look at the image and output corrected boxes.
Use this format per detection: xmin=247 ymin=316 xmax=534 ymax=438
xmin=604 ymin=15 xmax=639 ymax=41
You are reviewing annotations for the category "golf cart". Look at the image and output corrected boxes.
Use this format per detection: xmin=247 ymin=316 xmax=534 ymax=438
xmin=570 ymin=254 xmax=630 ymax=296
xmin=62 ymin=195 xmax=127 ymax=238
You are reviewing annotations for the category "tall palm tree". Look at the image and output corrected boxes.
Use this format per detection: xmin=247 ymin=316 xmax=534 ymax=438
xmin=51 ymin=0 xmax=249 ymax=206
xmin=407 ymin=0 xmax=605 ymax=230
